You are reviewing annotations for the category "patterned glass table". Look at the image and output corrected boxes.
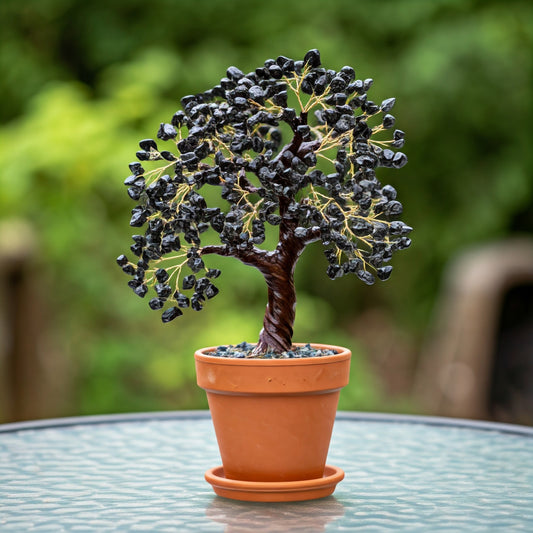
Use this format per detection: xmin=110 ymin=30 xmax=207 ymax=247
xmin=1 ymin=411 xmax=532 ymax=531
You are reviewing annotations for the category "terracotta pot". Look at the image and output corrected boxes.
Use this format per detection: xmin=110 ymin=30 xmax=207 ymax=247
xmin=195 ymin=343 xmax=351 ymax=485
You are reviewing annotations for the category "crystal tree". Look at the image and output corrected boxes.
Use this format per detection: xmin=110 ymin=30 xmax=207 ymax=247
xmin=117 ymin=49 xmax=412 ymax=355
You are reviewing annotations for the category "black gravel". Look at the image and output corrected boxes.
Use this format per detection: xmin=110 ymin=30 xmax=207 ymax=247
xmin=207 ymin=342 xmax=339 ymax=359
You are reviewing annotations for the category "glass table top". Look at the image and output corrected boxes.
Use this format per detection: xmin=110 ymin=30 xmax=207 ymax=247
xmin=1 ymin=411 xmax=532 ymax=531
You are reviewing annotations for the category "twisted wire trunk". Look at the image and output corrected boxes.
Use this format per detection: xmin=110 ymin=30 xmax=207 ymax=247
xmin=252 ymin=226 xmax=307 ymax=355
xmin=253 ymin=262 xmax=297 ymax=355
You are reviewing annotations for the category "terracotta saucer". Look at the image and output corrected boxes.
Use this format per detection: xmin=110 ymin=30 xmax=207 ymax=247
xmin=205 ymin=465 xmax=345 ymax=502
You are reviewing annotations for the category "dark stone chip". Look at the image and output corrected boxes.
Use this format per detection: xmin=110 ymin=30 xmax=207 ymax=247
xmin=363 ymin=78 xmax=374 ymax=91
xmin=363 ymin=101 xmax=379 ymax=115
xmin=129 ymin=162 xmax=144 ymax=175
xmin=353 ymin=121 xmax=372 ymax=140
xmin=149 ymin=297 xmax=165 ymax=310
xmin=382 ymin=184 xmax=397 ymax=200
xmin=205 ymin=283 xmax=219 ymax=299
xmin=356 ymin=269 xmax=375 ymax=285
xmin=345 ymin=259 xmax=363 ymax=273
xmin=393 ymin=129 xmax=405 ymax=140
xmin=392 ymin=139 xmax=405 ymax=148
xmin=178 ymin=138 xmax=197 ymax=153
xmin=294 ymin=227 xmax=308 ymax=239
xmin=251 ymin=136 xmax=264 ymax=153
xmin=303 ymin=49 xmax=321 ymax=68
xmin=220 ymin=77 xmax=236 ymax=90
xmin=276 ymin=55 xmax=291 ymax=67
xmin=130 ymin=207 xmax=147 ymax=227
xmin=268 ymin=64 xmax=283 ymax=79
xmin=155 ymin=283 xmax=172 ymax=298
xmin=128 ymin=278 xmax=141 ymax=289
xmin=174 ymin=292 xmax=190 ymax=308
xmin=358 ymin=195 xmax=372 ymax=210
xmin=127 ymin=187 xmax=142 ymax=201
xmin=356 ymin=154 xmax=378 ymax=169
xmin=377 ymin=266 xmax=393 ymax=281
xmin=282 ymin=108 xmax=297 ymax=125
xmin=272 ymin=90 xmax=287 ymax=106
xmin=191 ymin=295 xmax=203 ymax=311
xmin=381 ymin=98 xmax=396 ymax=112
xmin=155 ymin=268 xmax=169 ymax=283
xmin=334 ymin=115 xmax=355 ymax=133
xmin=314 ymin=75 xmax=327 ymax=95
xmin=171 ymin=111 xmax=186 ymax=127
xmin=187 ymin=256 xmax=205 ymax=273
xmin=227 ymin=66 xmax=244 ymax=81
xmin=351 ymin=220 xmax=373 ymax=236
xmin=353 ymin=79 xmax=364 ymax=93
xmin=333 ymin=93 xmax=348 ymax=106
xmin=136 ymin=150 xmax=150 ymax=161
xmin=181 ymin=94 xmax=197 ymax=107
xmin=340 ymin=65 xmax=355 ymax=82
xmin=157 ymin=123 xmax=177 ymax=140
xmin=160 ymin=151 xmax=177 ymax=161
xmin=134 ymin=284 xmax=148 ymax=298
xmin=392 ymin=152 xmax=408 ymax=168
xmin=143 ymin=245 xmax=161 ymax=260
xmin=130 ymin=242 xmax=143 ymax=257
xmin=206 ymin=268 xmax=221 ymax=279
xmin=132 ymin=235 xmax=147 ymax=245
xmin=381 ymin=149 xmax=395 ymax=166
xmin=139 ymin=139 xmax=157 ymax=151
xmin=148 ymin=218 xmax=163 ymax=235
xmin=281 ymin=59 xmax=295 ymax=75
xmin=255 ymin=67 xmax=268 ymax=78
xmin=181 ymin=152 xmax=198 ymax=164
xmin=194 ymin=143 xmax=210 ymax=160
xmin=383 ymin=114 xmax=396 ymax=129
xmin=327 ymin=264 xmax=343 ymax=279
xmin=390 ymin=221 xmax=412 ymax=235
xmin=396 ymin=236 xmax=412 ymax=250
xmin=303 ymin=152 xmax=317 ymax=167
xmin=182 ymin=274 xmax=196 ymax=290
xmin=301 ymin=78 xmax=314 ymax=95
xmin=195 ymin=277 xmax=209 ymax=293
xmin=161 ymin=306 xmax=182 ymax=323
xmin=346 ymin=82 xmax=357 ymax=95
xmin=266 ymin=214 xmax=282 ymax=225
xmin=291 ymin=156 xmax=307 ymax=173
xmin=137 ymin=259 xmax=149 ymax=270
xmin=330 ymin=76 xmax=346 ymax=93
xmin=248 ymin=85 xmax=264 ymax=102
xmin=296 ymin=125 xmax=311 ymax=140
xmin=211 ymin=214 xmax=225 ymax=233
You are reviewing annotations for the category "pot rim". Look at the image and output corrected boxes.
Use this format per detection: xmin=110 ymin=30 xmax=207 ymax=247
xmin=194 ymin=343 xmax=351 ymax=367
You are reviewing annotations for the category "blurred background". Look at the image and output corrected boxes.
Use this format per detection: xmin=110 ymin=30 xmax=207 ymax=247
xmin=0 ymin=0 xmax=532 ymax=424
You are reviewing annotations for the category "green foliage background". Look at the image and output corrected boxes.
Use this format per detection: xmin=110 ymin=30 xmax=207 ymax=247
xmin=0 ymin=0 xmax=531 ymax=417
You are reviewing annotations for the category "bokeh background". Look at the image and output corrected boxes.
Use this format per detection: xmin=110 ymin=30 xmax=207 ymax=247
xmin=1 ymin=0 xmax=532 ymax=424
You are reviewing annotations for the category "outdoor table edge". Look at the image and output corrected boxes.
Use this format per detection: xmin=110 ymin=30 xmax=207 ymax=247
xmin=0 ymin=410 xmax=532 ymax=437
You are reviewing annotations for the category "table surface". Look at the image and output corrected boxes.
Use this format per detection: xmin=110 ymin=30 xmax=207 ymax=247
xmin=1 ymin=411 xmax=532 ymax=532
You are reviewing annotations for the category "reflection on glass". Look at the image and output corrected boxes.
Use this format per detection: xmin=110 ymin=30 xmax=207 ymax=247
xmin=206 ymin=496 xmax=345 ymax=533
